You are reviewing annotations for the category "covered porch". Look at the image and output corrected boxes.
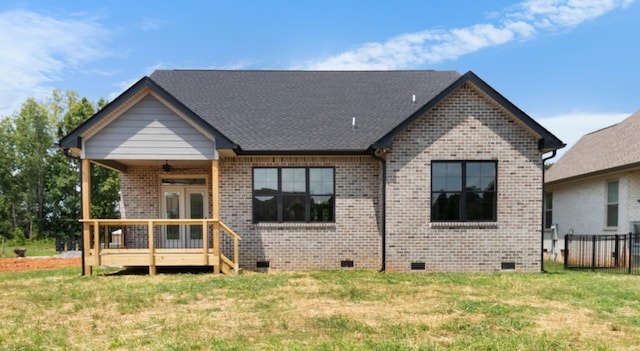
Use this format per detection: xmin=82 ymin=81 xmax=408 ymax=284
xmin=57 ymin=85 xmax=245 ymax=276
xmin=80 ymin=158 xmax=242 ymax=276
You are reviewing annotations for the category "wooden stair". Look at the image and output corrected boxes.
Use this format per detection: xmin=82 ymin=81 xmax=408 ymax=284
xmin=220 ymin=253 xmax=243 ymax=275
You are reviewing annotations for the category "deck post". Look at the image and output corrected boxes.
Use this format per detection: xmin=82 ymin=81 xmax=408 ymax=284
xmin=148 ymin=220 xmax=156 ymax=275
xmin=93 ymin=221 xmax=100 ymax=267
xmin=212 ymin=160 xmax=220 ymax=274
xmin=202 ymin=219 xmax=208 ymax=265
xmin=81 ymin=159 xmax=92 ymax=276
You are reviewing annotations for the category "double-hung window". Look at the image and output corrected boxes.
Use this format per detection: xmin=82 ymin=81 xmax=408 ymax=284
xmin=253 ymin=167 xmax=334 ymax=223
xmin=606 ymin=180 xmax=619 ymax=227
xmin=431 ymin=161 xmax=497 ymax=222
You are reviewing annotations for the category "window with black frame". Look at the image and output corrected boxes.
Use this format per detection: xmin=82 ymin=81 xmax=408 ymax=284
xmin=431 ymin=161 xmax=497 ymax=222
xmin=253 ymin=167 xmax=334 ymax=223
xmin=544 ymin=192 xmax=553 ymax=229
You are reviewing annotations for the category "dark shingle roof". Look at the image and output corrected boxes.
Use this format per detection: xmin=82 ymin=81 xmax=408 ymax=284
xmin=60 ymin=70 xmax=563 ymax=156
xmin=149 ymin=70 xmax=461 ymax=152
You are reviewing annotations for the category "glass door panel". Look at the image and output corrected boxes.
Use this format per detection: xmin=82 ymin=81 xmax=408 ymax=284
xmin=160 ymin=184 xmax=208 ymax=249
xmin=187 ymin=191 xmax=205 ymax=248
xmin=163 ymin=190 xmax=181 ymax=248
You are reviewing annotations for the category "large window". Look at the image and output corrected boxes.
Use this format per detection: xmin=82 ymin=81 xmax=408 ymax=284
xmin=253 ymin=167 xmax=334 ymax=223
xmin=431 ymin=161 xmax=497 ymax=222
xmin=607 ymin=180 xmax=619 ymax=227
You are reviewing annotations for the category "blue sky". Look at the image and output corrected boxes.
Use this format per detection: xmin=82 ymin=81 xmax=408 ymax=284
xmin=0 ymin=0 xmax=637 ymax=157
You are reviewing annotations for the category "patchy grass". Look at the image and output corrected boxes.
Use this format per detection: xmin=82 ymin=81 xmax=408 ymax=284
xmin=0 ymin=262 xmax=639 ymax=350
xmin=0 ymin=238 xmax=59 ymax=257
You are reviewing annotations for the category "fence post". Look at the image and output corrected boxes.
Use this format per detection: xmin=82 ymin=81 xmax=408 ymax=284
xmin=614 ymin=234 xmax=619 ymax=268
xmin=630 ymin=233 xmax=633 ymax=274
xmin=564 ymin=234 xmax=569 ymax=270
xmin=591 ymin=235 xmax=596 ymax=271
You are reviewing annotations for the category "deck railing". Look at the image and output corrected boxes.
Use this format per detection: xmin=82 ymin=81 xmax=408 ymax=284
xmin=81 ymin=219 xmax=241 ymax=275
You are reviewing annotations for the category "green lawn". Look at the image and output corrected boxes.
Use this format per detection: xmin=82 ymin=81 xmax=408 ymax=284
xmin=0 ymin=238 xmax=59 ymax=257
xmin=0 ymin=262 xmax=638 ymax=350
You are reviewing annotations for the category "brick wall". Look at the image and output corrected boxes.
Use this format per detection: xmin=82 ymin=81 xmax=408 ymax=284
xmin=120 ymin=166 xmax=212 ymax=248
xmin=220 ymin=156 xmax=383 ymax=271
xmin=385 ymin=83 xmax=543 ymax=272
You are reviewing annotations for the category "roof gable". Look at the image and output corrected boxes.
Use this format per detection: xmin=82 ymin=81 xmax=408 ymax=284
xmin=84 ymin=94 xmax=218 ymax=160
xmin=374 ymin=71 xmax=564 ymax=152
xmin=546 ymin=110 xmax=640 ymax=184
xmin=59 ymin=76 xmax=236 ymax=151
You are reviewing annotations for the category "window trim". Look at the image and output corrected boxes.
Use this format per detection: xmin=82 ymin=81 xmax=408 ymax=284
xmin=430 ymin=160 xmax=498 ymax=223
xmin=252 ymin=167 xmax=335 ymax=223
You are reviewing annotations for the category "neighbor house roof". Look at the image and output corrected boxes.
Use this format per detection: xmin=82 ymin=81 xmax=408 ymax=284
xmin=60 ymin=70 xmax=564 ymax=155
xmin=546 ymin=110 xmax=640 ymax=185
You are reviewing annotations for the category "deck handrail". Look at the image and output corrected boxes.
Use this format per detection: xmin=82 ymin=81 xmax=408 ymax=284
xmin=81 ymin=218 xmax=242 ymax=275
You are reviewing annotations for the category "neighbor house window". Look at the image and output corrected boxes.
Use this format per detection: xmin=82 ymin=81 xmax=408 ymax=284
xmin=431 ymin=161 xmax=497 ymax=222
xmin=253 ymin=167 xmax=334 ymax=223
xmin=606 ymin=180 xmax=619 ymax=227
xmin=544 ymin=192 xmax=553 ymax=229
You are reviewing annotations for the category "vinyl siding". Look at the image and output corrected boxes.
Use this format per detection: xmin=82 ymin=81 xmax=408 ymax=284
xmin=85 ymin=95 xmax=217 ymax=160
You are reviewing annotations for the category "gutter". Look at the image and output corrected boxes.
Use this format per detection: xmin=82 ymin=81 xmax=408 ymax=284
xmin=372 ymin=149 xmax=388 ymax=272
xmin=541 ymin=150 xmax=557 ymax=273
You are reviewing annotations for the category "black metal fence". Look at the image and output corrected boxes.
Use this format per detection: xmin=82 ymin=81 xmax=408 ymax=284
xmin=564 ymin=233 xmax=640 ymax=275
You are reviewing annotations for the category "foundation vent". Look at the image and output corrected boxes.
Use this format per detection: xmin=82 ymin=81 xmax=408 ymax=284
xmin=501 ymin=262 xmax=516 ymax=270
xmin=256 ymin=261 xmax=270 ymax=268
xmin=340 ymin=260 xmax=354 ymax=268
xmin=411 ymin=262 xmax=426 ymax=270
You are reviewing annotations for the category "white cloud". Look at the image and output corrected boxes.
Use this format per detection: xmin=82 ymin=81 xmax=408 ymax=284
xmin=140 ymin=18 xmax=162 ymax=31
xmin=0 ymin=10 xmax=113 ymax=117
xmin=538 ymin=112 xmax=630 ymax=159
xmin=301 ymin=0 xmax=633 ymax=70
xmin=512 ymin=0 xmax=635 ymax=29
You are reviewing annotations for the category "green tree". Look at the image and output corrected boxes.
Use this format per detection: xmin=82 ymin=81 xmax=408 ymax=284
xmin=13 ymin=99 xmax=52 ymax=239
xmin=1 ymin=91 xmax=120 ymax=240
xmin=0 ymin=117 xmax=17 ymax=238
xmin=44 ymin=90 xmax=82 ymax=237
xmin=46 ymin=95 xmax=120 ymax=237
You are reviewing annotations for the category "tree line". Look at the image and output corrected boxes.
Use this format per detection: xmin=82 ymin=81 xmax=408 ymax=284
xmin=0 ymin=90 xmax=119 ymax=242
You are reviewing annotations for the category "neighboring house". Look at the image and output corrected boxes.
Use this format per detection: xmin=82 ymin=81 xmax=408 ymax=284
xmin=545 ymin=111 xmax=640 ymax=258
xmin=59 ymin=70 xmax=563 ymax=275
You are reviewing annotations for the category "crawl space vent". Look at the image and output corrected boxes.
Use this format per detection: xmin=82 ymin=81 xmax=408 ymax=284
xmin=501 ymin=262 xmax=516 ymax=270
xmin=340 ymin=260 xmax=354 ymax=268
xmin=411 ymin=262 xmax=426 ymax=270
xmin=256 ymin=261 xmax=270 ymax=268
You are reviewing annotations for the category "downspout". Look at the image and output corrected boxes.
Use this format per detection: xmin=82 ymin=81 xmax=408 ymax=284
xmin=541 ymin=150 xmax=557 ymax=273
xmin=60 ymin=145 xmax=84 ymax=276
xmin=372 ymin=149 xmax=387 ymax=272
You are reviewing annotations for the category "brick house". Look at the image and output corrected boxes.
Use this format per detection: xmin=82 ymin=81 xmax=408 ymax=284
xmin=544 ymin=111 xmax=640 ymax=257
xmin=59 ymin=70 xmax=563 ymax=275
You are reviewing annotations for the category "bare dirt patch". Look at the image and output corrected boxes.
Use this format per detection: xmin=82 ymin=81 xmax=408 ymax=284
xmin=0 ymin=257 xmax=81 ymax=273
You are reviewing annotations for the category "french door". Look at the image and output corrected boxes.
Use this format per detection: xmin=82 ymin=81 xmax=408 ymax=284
xmin=160 ymin=185 xmax=208 ymax=248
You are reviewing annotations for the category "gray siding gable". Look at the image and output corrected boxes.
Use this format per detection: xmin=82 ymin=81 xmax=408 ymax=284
xmin=84 ymin=95 xmax=217 ymax=160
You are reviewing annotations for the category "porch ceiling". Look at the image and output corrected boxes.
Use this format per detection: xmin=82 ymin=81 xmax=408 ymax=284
xmin=93 ymin=159 xmax=213 ymax=172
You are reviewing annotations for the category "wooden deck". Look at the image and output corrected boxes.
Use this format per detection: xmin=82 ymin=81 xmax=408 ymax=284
xmin=81 ymin=219 xmax=241 ymax=275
